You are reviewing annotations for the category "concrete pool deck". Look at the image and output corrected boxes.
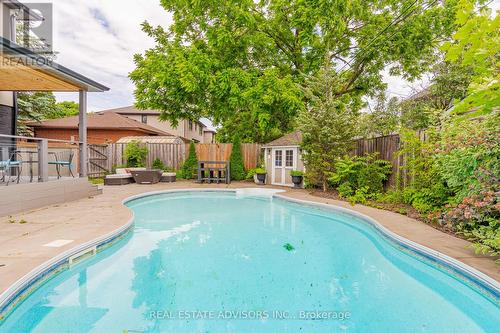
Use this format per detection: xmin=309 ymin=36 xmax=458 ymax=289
xmin=0 ymin=181 xmax=498 ymax=294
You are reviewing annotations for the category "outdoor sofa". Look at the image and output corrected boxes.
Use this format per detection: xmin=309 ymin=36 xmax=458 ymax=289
xmin=104 ymin=167 xmax=146 ymax=185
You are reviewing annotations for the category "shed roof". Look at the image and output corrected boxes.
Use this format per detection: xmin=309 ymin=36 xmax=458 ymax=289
xmin=26 ymin=112 xmax=169 ymax=135
xmin=263 ymin=130 xmax=302 ymax=147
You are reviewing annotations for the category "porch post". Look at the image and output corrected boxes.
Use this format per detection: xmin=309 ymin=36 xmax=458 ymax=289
xmin=78 ymin=90 xmax=88 ymax=177
xmin=37 ymin=139 xmax=48 ymax=182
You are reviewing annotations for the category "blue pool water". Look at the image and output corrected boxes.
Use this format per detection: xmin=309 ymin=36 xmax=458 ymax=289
xmin=1 ymin=191 xmax=499 ymax=332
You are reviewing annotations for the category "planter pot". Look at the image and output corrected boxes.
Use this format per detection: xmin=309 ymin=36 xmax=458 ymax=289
xmin=256 ymin=173 xmax=266 ymax=184
xmin=291 ymin=175 xmax=303 ymax=188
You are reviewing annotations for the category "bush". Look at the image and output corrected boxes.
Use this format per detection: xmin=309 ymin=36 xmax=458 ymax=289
xmin=441 ymin=190 xmax=499 ymax=256
xmin=336 ymin=182 xmax=354 ymax=198
xmin=124 ymin=141 xmax=148 ymax=167
xmin=152 ymin=158 xmax=165 ymax=171
xmin=329 ymin=153 xmax=392 ymax=197
xmin=255 ymin=168 xmax=266 ymax=174
xmin=290 ymin=170 xmax=304 ymax=177
xmin=180 ymin=142 xmax=198 ymax=179
xmin=230 ymin=136 xmax=246 ymax=180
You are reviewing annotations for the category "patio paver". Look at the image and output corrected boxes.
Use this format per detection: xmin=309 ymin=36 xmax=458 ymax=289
xmin=0 ymin=181 xmax=498 ymax=295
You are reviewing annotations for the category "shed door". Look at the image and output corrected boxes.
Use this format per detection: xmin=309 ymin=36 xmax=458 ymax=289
xmin=272 ymin=148 xmax=296 ymax=186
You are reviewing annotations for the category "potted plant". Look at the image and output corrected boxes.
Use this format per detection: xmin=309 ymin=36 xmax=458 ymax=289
xmin=255 ymin=168 xmax=267 ymax=184
xmin=290 ymin=170 xmax=304 ymax=188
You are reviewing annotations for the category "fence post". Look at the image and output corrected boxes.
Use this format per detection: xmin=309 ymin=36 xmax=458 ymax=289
xmin=37 ymin=139 xmax=48 ymax=182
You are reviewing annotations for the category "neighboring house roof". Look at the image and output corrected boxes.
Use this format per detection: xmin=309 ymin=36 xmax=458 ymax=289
xmin=26 ymin=112 xmax=170 ymax=136
xmin=101 ymin=105 xmax=161 ymax=115
xmin=116 ymin=136 xmax=188 ymax=144
xmin=100 ymin=105 xmax=208 ymax=127
xmin=263 ymin=130 xmax=302 ymax=147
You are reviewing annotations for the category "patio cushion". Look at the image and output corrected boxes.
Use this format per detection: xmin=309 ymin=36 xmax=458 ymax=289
xmin=162 ymin=172 xmax=177 ymax=177
xmin=106 ymin=174 xmax=133 ymax=179
xmin=115 ymin=168 xmax=129 ymax=175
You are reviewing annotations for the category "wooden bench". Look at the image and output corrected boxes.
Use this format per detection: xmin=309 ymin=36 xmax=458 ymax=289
xmin=197 ymin=161 xmax=230 ymax=184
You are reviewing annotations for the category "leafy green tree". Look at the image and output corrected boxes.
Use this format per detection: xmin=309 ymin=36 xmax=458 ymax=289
xmin=46 ymin=101 xmax=80 ymax=119
xmin=131 ymin=0 xmax=459 ymax=142
xmin=441 ymin=0 xmax=499 ymax=118
xmin=124 ymin=141 xmax=149 ymax=167
xmin=17 ymin=92 xmax=58 ymax=134
xmin=399 ymin=61 xmax=472 ymax=130
xmin=180 ymin=141 xmax=198 ymax=179
xmin=299 ymin=69 xmax=358 ymax=191
xmin=358 ymin=93 xmax=400 ymax=137
xmin=229 ymin=136 xmax=246 ymax=180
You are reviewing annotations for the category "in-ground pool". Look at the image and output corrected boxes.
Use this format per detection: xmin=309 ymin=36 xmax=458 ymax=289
xmin=1 ymin=190 xmax=498 ymax=332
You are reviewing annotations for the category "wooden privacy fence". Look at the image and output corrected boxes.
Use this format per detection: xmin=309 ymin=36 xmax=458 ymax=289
xmin=93 ymin=142 xmax=262 ymax=175
xmin=193 ymin=143 xmax=261 ymax=170
xmin=109 ymin=143 xmax=186 ymax=170
xmin=352 ymin=130 xmax=427 ymax=189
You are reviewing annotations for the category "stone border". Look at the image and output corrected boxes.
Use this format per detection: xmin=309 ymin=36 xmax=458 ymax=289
xmin=1 ymin=188 xmax=498 ymax=323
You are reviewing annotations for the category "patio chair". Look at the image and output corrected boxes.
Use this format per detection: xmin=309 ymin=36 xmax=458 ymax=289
xmin=0 ymin=151 xmax=22 ymax=185
xmin=49 ymin=150 xmax=75 ymax=179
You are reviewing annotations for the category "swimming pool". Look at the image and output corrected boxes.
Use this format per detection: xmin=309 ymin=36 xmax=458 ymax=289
xmin=1 ymin=190 xmax=498 ymax=332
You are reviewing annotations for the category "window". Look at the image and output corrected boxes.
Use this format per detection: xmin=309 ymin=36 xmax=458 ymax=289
xmin=189 ymin=120 xmax=193 ymax=130
xmin=275 ymin=150 xmax=282 ymax=167
xmin=141 ymin=115 xmax=147 ymax=124
xmin=285 ymin=150 xmax=293 ymax=167
xmin=199 ymin=126 xmax=203 ymax=136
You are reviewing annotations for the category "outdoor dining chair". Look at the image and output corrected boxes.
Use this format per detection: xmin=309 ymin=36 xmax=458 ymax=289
xmin=0 ymin=151 xmax=23 ymax=185
xmin=49 ymin=150 xmax=75 ymax=179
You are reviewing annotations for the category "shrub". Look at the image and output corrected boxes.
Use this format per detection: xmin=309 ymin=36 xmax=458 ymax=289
xmin=336 ymin=182 xmax=353 ymax=198
xmin=329 ymin=153 xmax=392 ymax=197
xmin=229 ymin=136 xmax=246 ymax=180
xmin=255 ymin=168 xmax=266 ymax=174
xmin=152 ymin=158 xmax=165 ymax=171
xmin=180 ymin=142 xmax=198 ymax=179
xmin=441 ymin=190 xmax=499 ymax=256
xmin=290 ymin=170 xmax=304 ymax=177
xmin=124 ymin=141 xmax=148 ymax=167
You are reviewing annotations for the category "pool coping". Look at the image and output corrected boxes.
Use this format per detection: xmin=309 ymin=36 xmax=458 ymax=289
xmin=1 ymin=188 xmax=498 ymax=322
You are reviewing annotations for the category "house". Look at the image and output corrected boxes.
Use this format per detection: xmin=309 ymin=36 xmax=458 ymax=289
xmin=0 ymin=0 xmax=109 ymax=215
xmin=100 ymin=106 xmax=215 ymax=143
xmin=203 ymin=129 xmax=216 ymax=144
xmin=27 ymin=111 xmax=173 ymax=144
xmin=262 ymin=130 xmax=305 ymax=187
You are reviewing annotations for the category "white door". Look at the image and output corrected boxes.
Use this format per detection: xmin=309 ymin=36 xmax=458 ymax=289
xmin=272 ymin=148 xmax=296 ymax=186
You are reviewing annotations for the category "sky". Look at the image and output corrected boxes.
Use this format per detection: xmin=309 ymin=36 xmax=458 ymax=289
xmin=30 ymin=0 xmax=500 ymax=121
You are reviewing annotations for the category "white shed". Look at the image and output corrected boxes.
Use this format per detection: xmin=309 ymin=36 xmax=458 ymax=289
xmin=262 ymin=131 xmax=304 ymax=187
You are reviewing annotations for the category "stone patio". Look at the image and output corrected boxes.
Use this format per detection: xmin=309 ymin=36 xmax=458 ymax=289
xmin=0 ymin=180 xmax=498 ymax=294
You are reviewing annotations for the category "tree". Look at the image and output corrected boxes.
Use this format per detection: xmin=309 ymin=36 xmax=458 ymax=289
xmin=358 ymin=92 xmax=400 ymax=138
xmin=130 ymin=0 xmax=459 ymax=142
xmin=229 ymin=136 xmax=246 ymax=180
xmin=399 ymin=61 xmax=472 ymax=130
xmin=124 ymin=141 xmax=148 ymax=167
xmin=180 ymin=141 xmax=198 ymax=179
xmin=16 ymin=92 xmax=58 ymax=135
xmin=441 ymin=0 xmax=499 ymax=118
xmin=47 ymin=101 xmax=80 ymax=119
xmin=299 ymin=69 xmax=358 ymax=191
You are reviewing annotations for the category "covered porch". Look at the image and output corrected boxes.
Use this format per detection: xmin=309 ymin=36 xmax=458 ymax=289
xmin=0 ymin=37 xmax=108 ymax=216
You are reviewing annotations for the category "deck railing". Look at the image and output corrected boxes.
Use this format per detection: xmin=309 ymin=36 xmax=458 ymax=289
xmin=0 ymin=134 xmax=83 ymax=184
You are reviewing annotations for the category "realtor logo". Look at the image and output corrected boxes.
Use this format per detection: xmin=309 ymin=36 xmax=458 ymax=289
xmin=3 ymin=1 xmax=53 ymax=54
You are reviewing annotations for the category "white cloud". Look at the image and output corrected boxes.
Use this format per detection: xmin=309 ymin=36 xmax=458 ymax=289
xmin=26 ymin=0 xmax=173 ymax=111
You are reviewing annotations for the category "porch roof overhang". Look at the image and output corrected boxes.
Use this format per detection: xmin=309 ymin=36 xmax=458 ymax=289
xmin=0 ymin=37 xmax=109 ymax=92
